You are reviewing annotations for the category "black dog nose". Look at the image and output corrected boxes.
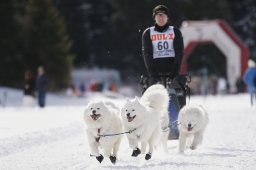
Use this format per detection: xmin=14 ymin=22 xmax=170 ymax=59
xmin=126 ymin=113 xmax=130 ymax=117
xmin=92 ymin=110 xmax=96 ymax=114
xmin=188 ymin=123 xmax=192 ymax=128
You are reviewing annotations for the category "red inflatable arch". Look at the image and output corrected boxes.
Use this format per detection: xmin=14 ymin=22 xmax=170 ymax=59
xmin=180 ymin=20 xmax=249 ymax=92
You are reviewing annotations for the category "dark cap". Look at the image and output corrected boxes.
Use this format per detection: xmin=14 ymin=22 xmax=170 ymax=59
xmin=153 ymin=5 xmax=170 ymax=18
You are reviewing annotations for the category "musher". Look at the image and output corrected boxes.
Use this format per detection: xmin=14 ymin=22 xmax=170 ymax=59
xmin=141 ymin=4 xmax=188 ymax=139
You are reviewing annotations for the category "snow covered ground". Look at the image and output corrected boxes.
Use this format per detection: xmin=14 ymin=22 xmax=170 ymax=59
xmin=0 ymin=87 xmax=256 ymax=170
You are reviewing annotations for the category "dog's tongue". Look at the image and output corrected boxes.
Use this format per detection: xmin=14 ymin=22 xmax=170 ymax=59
xmin=188 ymin=127 xmax=193 ymax=131
xmin=128 ymin=117 xmax=133 ymax=122
xmin=127 ymin=115 xmax=136 ymax=122
xmin=91 ymin=114 xmax=100 ymax=120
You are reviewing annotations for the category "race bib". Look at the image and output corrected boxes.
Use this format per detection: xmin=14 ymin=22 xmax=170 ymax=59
xmin=150 ymin=26 xmax=175 ymax=59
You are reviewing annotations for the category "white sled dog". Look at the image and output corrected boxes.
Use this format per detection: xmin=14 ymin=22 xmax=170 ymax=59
xmin=84 ymin=101 xmax=122 ymax=164
xmin=178 ymin=104 xmax=209 ymax=153
xmin=120 ymin=84 xmax=169 ymax=160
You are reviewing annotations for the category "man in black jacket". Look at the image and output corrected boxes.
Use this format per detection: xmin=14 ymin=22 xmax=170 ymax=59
xmin=36 ymin=66 xmax=48 ymax=108
xmin=142 ymin=5 xmax=184 ymax=83
xmin=142 ymin=5 xmax=185 ymax=139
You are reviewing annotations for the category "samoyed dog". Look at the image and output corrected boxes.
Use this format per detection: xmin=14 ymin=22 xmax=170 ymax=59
xmin=84 ymin=101 xmax=123 ymax=164
xmin=178 ymin=104 xmax=209 ymax=153
xmin=120 ymin=84 xmax=169 ymax=160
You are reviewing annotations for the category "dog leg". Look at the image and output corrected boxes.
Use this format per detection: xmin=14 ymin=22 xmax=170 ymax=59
xmin=146 ymin=137 xmax=156 ymax=160
xmin=113 ymin=137 xmax=122 ymax=157
xmin=129 ymin=138 xmax=141 ymax=157
xmin=179 ymin=133 xmax=186 ymax=153
xmin=141 ymin=142 xmax=147 ymax=154
xmin=109 ymin=137 xmax=122 ymax=164
xmin=96 ymin=154 xmax=104 ymax=163
xmin=161 ymin=132 xmax=169 ymax=153
xmin=87 ymin=133 xmax=101 ymax=157
xmin=109 ymin=155 xmax=116 ymax=164
xmin=128 ymin=137 xmax=140 ymax=156
xmin=131 ymin=147 xmax=141 ymax=157
xmin=145 ymin=153 xmax=151 ymax=160
xmin=190 ymin=132 xmax=203 ymax=150
xmin=89 ymin=142 xmax=100 ymax=156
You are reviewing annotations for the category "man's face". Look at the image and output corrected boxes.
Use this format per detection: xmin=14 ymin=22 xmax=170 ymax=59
xmin=154 ymin=12 xmax=168 ymax=27
xmin=38 ymin=67 xmax=44 ymax=75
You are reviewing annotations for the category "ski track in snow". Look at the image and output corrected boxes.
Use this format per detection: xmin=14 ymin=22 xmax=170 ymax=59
xmin=0 ymin=88 xmax=256 ymax=170
xmin=0 ymin=122 xmax=83 ymax=157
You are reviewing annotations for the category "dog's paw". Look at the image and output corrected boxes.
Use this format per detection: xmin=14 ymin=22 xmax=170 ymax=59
xmin=96 ymin=154 xmax=104 ymax=163
xmin=109 ymin=156 xmax=116 ymax=164
xmin=145 ymin=153 xmax=151 ymax=160
xmin=131 ymin=148 xmax=141 ymax=157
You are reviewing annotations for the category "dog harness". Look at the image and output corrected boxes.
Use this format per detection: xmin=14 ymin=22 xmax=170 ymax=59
xmin=95 ymin=128 xmax=101 ymax=142
xmin=96 ymin=128 xmax=137 ymax=139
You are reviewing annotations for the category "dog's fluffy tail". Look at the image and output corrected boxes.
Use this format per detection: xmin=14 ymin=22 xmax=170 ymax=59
xmin=141 ymin=84 xmax=169 ymax=115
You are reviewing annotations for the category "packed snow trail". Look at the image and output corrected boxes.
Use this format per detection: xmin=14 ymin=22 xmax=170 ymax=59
xmin=0 ymin=88 xmax=256 ymax=169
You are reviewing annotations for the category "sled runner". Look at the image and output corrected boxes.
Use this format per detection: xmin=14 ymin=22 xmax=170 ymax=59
xmin=140 ymin=73 xmax=191 ymax=139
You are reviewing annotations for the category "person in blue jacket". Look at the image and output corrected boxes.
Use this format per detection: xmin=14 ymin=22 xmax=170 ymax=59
xmin=36 ymin=66 xmax=48 ymax=107
xmin=243 ymin=59 xmax=256 ymax=106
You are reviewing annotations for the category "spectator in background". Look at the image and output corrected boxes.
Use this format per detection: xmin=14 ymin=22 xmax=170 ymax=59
xmin=36 ymin=66 xmax=48 ymax=107
xmin=235 ymin=77 xmax=245 ymax=93
xmin=79 ymin=83 xmax=86 ymax=96
xmin=217 ymin=77 xmax=227 ymax=95
xmin=66 ymin=83 xmax=77 ymax=97
xmin=23 ymin=70 xmax=35 ymax=106
xmin=243 ymin=59 xmax=256 ymax=106
xmin=109 ymin=82 xmax=118 ymax=92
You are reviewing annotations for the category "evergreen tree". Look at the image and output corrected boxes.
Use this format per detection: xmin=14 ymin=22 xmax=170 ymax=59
xmin=25 ymin=0 xmax=73 ymax=90
xmin=85 ymin=0 xmax=112 ymax=67
xmin=0 ymin=0 xmax=24 ymax=86
xmin=228 ymin=0 xmax=256 ymax=59
xmin=54 ymin=0 xmax=91 ymax=66
xmin=54 ymin=0 xmax=112 ymax=67
xmin=0 ymin=0 xmax=73 ymax=89
xmin=180 ymin=0 xmax=232 ymax=21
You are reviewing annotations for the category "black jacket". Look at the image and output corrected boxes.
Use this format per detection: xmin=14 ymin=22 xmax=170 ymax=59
xmin=142 ymin=24 xmax=184 ymax=79
xmin=24 ymin=79 xmax=35 ymax=97
xmin=36 ymin=74 xmax=48 ymax=92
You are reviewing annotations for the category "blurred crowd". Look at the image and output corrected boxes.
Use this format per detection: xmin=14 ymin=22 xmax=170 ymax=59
xmin=188 ymin=59 xmax=256 ymax=106
xmin=66 ymin=80 xmax=118 ymax=97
